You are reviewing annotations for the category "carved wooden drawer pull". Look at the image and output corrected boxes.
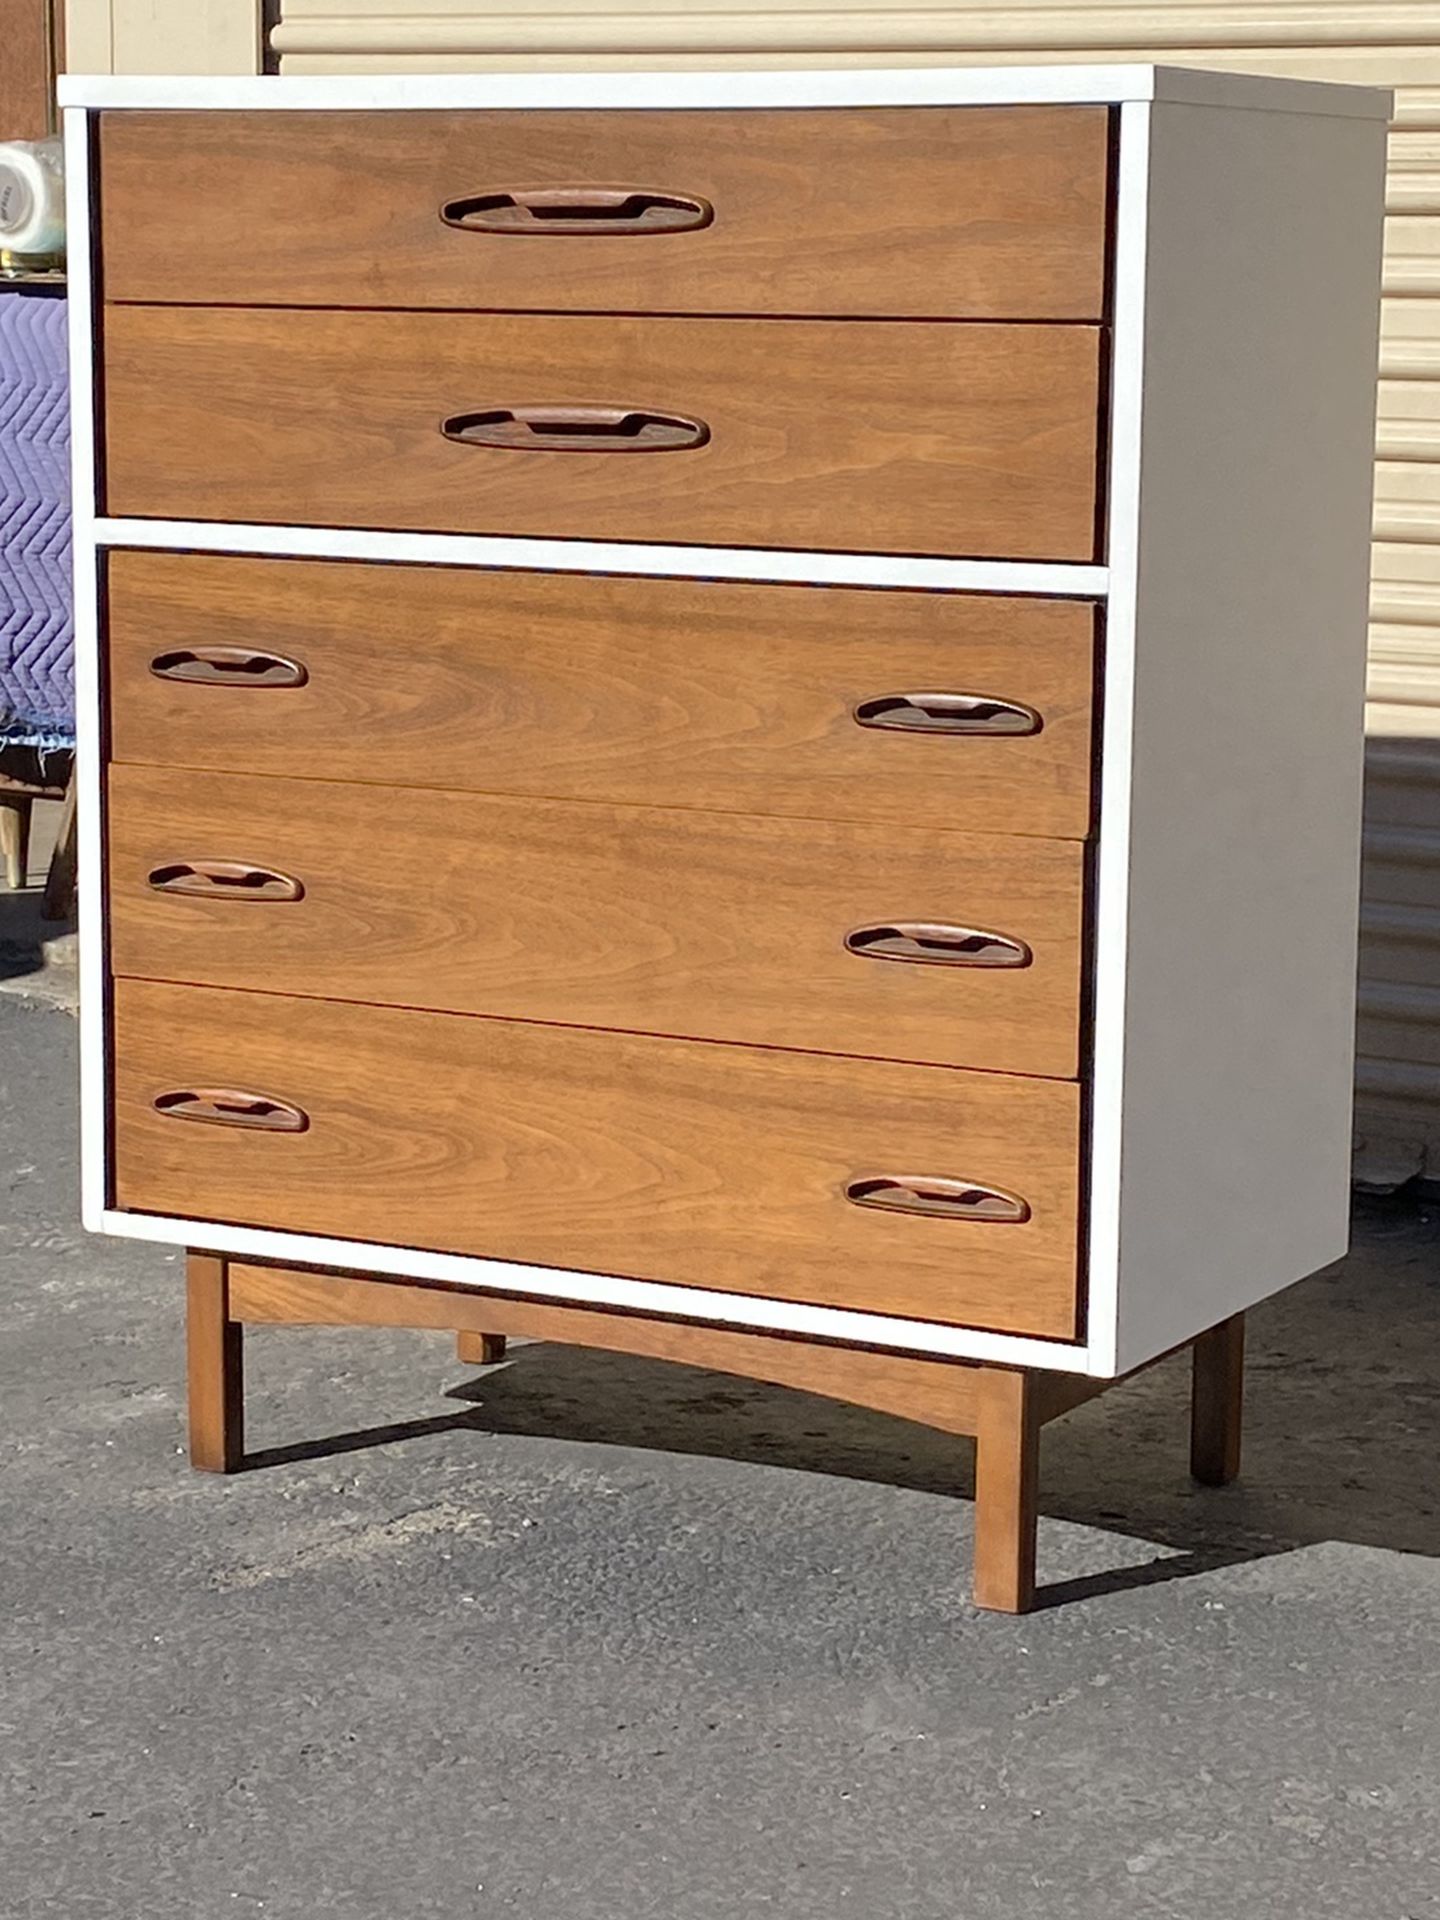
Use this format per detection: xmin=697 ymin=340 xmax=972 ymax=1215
xmin=147 ymin=860 xmax=304 ymax=903
xmin=440 ymin=185 xmax=714 ymax=236
xmin=441 ymin=404 xmax=709 ymax=453
xmin=844 ymin=922 xmax=1031 ymax=968
xmin=149 ymin=646 xmax=308 ymax=688
xmin=844 ymin=1174 xmax=1030 ymax=1223
xmin=853 ymin=693 xmax=1042 ymax=736
xmin=152 ymin=1088 xmax=310 ymax=1133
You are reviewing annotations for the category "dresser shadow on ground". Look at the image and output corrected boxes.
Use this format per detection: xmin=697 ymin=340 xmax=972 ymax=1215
xmin=0 ymin=886 xmax=52 ymax=980
xmin=242 ymin=1197 xmax=1440 ymax=1609
xmin=0 ymin=794 xmax=75 ymax=989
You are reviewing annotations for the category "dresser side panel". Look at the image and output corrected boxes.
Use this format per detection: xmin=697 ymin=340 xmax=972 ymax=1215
xmin=1110 ymin=101 xmax=1386 ymax=1372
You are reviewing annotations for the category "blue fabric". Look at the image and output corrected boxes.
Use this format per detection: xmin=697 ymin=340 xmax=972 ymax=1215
xmin=0 ymin=292 xmax=72 ymax=748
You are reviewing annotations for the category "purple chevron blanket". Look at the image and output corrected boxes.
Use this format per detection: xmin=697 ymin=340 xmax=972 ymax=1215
xmin=0 ymin=291 xmax=72 ymax=749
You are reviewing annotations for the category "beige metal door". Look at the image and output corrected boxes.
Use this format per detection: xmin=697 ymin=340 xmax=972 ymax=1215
xmin=64 ymin=0 xmax=263 ymax=74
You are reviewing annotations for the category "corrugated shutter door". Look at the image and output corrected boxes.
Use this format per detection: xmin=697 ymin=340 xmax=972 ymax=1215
xmin=273 ymin=3 xmax=1440 ymax=1185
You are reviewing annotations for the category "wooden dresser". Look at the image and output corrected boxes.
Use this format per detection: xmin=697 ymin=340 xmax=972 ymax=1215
xmin=62 ymin=66 xmax=1389 ymax=1610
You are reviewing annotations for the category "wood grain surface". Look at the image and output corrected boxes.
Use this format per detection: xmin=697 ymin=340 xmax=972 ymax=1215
xmin=107 ymin=762 xmax=1086 ymax=1077
xmin=1190 ymin=1312 xmax=1245 ymax=1486
xmin=0 ymin=0 xmax=55 ymax=142
xmin=973 ymin=1367 xmax=1040 ymax=1611
xmin=98 ymin=106 xmax=1110 ymax=320
xmin=185 ymin=1251 xmax=243 ymax=1473
xmin=229 ymin=1260 xmax=997 ymax=1430
xmin=106 ymin=553 xmax=1097 ymax=840
xmin=101 ymin=307 xmax=1103 ymax=560
xmin=112 ymin=981 xmax=1082 ymax=1338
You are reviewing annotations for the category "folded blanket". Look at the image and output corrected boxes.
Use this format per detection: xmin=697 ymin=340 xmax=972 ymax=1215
xmin=0 ymin=290 xmax=72 ymax=749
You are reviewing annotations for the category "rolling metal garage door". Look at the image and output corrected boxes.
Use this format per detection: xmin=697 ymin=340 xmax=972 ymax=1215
xmin=269 ymin=4 xmax=1440 ymax=1184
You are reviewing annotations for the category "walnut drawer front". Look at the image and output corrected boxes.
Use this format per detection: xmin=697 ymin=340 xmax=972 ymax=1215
xmin=111 ymin=981 xmax=1082 ymax=1339
xmin=97 ymin=107 xmax=1111 ymax=321
xmin=108 ymin=764 xmax=1086 ymax=1079
xmin=107 ymin=553 xmax=1096 ymax=841
xmin=101 ymin=308 xmax=1103 ymax=561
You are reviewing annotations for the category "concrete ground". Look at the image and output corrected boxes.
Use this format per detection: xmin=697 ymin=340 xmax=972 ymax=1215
xmin=2 ymin=993 xmax=1438 ymax=1919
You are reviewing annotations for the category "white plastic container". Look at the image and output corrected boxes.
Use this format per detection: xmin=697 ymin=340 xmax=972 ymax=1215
xmin=0 ymin=137 xmax=65 ymax=262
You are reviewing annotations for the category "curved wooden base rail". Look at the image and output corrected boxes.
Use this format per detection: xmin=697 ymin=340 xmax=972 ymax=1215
xmin=186 ymin=1252 xmax=1244 ymax=1614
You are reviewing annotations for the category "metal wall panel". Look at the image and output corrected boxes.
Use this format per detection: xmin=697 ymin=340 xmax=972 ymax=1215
xmin=65 ymin=1 xmax=264 ymax=75
xmin=261 ymin=4 xmax=1440 ymax=1181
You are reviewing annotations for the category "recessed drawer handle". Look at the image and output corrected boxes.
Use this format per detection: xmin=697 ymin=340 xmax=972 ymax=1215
xmin=845 ymin=1175 xmax=1030 ymax=1223
xmin=153 ymin=1088 xmax=310 ymax=1133
xmin=441 ymin=404 xmax=709 ymax=453
xmin=844 ymin=922 xmax=1032 ymax=968
xmin=440 ymin=185 xmax=714 ymax=236
xmin=150 ymin=646 xmax=308 ymax=688
xmin=853 ymin=693 xmax=1042 ymax=736
xmin=147 ymin=860 xmax=305 ymax=903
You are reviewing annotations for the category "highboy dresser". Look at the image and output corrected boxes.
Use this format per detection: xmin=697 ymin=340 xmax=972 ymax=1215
xmin=63 ymin=66 xmax=1389 ymax=1610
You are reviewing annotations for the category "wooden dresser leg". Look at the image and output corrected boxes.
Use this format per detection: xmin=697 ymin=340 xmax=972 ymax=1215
xmin=0 ymin=793 xmax=33 ymax=889
xmin=973 ymin=1368 xmax=1040 ymax=1614
xmin=457 ymin=1331 xmax=507 ymax=1367
xmin=1190 ymin=1312 xmax=1245 ymax=1486
xmin=187 ymin=1252 xmax=244 ymax=1473
xmin=41 ymin=776 xmax=78 ymax=921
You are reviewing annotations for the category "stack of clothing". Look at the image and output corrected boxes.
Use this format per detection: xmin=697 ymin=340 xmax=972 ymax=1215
xmin=0 ymin=289 xmax=71 ymax=773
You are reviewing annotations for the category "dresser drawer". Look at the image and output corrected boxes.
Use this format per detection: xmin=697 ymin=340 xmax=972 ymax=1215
xmin=98 ymin=107 xmax=1110 ymax=321
xmin=102 ymin=308 xmax=1103 ymax=561
xmin=111 ymin=981 xmax=1082 ymax=1338
xmin=108 ymin=764 xmax=1086 ymax=1079
xmin=106 ymin=553 xmax=1096 ymax=840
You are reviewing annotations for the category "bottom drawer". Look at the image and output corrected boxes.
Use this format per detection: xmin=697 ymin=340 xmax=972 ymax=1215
xmin=110 ymin=981 xmax=1082 ymax=1340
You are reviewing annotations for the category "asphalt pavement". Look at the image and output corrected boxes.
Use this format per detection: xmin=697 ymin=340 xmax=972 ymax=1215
xmin=3 ymin=992 xmax=1437 ymax=1919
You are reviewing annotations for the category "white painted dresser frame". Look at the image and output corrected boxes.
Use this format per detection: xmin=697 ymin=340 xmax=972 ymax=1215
xmin=62 ymin=67 xmax=1388 ymax=1396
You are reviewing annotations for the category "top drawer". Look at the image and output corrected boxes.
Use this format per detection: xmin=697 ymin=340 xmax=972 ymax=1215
xmin=97 ymin=106 xmax=1111 ymax=321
